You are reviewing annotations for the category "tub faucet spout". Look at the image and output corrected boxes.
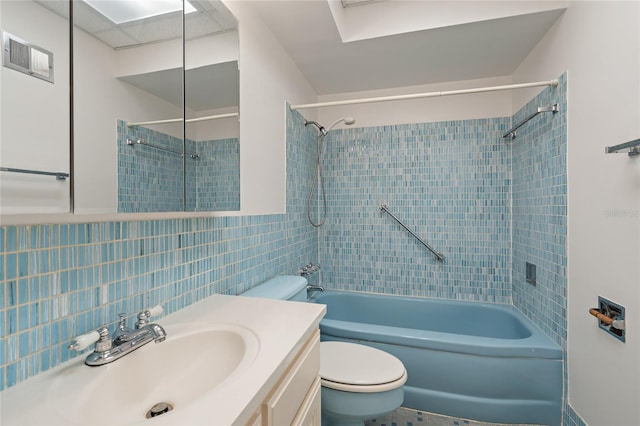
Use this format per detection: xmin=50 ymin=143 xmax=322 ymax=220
xmin=307 ymin=285 xmax=325 ymax=297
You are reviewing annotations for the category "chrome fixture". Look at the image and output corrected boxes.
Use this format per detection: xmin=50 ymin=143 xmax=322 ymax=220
xmin=304 ymin=120 xmax=328 ymax=136
xmin=299 ymin=262 xmax=321 ymax=277
xmin=589 ymin=297 xmax=626 ymax=342
xmin=605 ymin=137 xmax=640 ymax=157
xmin=0 ymin=166 xmax=69 ymax=181
xmin=126 ymin=138 xmax=199 ymax=159
xmin=68 ymin=305 xmax=166 ymax=366
xmin=304 ymin=116 xmax=356 ymax=227
xmin=306 ymin=285 xmax=325 ymax=297
xmin=379 ymin=204 xmax=445 ymax=261
xmin=502 ymin=103 xmax=559 ymax=139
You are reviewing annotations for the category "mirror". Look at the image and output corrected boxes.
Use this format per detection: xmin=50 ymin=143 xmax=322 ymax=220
xmin=39 ymin=0 xmax=238 ymax=214
xmin=0 ymin=0 xmax=71 ymax=215
xmin=185 ymin=1 xmax=240 ymax=212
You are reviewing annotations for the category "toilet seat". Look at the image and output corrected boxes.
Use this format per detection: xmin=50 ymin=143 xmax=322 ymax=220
xmin=319 ymin=342 xmax=407 ymax=393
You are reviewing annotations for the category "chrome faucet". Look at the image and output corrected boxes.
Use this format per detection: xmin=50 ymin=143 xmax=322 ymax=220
xmin=306 ymin=284 xmax=325 ymax=297
xmin=69 ymin=306 xmax=166 ymax=367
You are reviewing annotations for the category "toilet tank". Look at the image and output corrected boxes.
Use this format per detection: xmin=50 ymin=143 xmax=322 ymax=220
xmin=242 ymin=275 xmax=308 ymax=301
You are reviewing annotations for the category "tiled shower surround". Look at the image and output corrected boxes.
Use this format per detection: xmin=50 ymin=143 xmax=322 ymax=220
xmin=117 ymin=120 xmax=186 ymax=212
xmin=511 ymin=73 xmax=567 ymax=347
xmin=0 ymin=76 xmax=568 ymax=422
xmin=319 ymin=117 xmax=513 ymax=302
xmin=194 ymin=138 xmax=240 ymax=211
xmin=320 ymin=74 xmax=567 ymax=342
xmin=117 ymin=120 xmax=240 ymax=212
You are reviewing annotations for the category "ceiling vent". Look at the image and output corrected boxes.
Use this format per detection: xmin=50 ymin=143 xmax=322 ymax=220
xmin=2 ymin=31 xmax=54 ymax=83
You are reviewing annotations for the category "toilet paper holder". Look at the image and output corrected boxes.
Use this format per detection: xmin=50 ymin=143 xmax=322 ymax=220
xmin=589 ymin=297 xmax=625 ymax=342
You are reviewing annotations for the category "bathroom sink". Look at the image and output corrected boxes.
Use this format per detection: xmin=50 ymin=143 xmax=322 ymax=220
xmin=48 ymin=323 xmax=260 ymax=425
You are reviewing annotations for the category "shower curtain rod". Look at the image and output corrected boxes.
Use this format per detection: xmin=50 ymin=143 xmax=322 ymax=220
xmin=290 ymin=80 xmax=559 ymax=110
xmin=126 ymin=112 xmax=239 ymax=128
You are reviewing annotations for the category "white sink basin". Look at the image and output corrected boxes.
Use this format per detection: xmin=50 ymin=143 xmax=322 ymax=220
xmin=48 ymin=323 xmax=259 ymax=425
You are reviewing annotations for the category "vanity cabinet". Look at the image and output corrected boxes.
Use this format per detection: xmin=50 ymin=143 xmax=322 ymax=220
xmin=248 ymin=329 xmax=321 ymax=426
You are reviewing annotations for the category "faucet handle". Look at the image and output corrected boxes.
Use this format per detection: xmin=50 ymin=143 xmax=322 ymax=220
xmin=68 ymin=330 xmax=100 ymax=351
xmin=136 ymin=305 xmax=164 ymax=329
xmin=147 ymin=305 xmax=164 ymax=317
xmin=94 ymin=326 xmax=113 ymax=353
xmin=68 ymin=326 xmax=111 ymax=352
xmin=118 ymin=313 xmax=128 ymax=330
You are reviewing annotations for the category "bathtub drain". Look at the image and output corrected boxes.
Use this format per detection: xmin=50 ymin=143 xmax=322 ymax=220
xmin=146 ymin=402 xmax=174 ymax=419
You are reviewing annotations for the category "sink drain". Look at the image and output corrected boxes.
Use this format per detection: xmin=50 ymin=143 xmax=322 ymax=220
xmin=146 ymin=402 xmax=174 ymax=419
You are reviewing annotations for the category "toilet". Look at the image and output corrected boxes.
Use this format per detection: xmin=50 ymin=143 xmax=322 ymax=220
xmin=242 ymin=276 xmax=407 ymax=426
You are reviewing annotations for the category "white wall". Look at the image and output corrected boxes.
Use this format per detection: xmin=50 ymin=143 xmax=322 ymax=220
xmin=224 ymin=0 xmax=318 ymax=214
xmin=73 ymin=26 xmax=184 ymax=215
xmin=190 ymin=107 xmax=239 ymax=141
xmin=513 ymin=2 xmax=640 ymax=425
xmin=0 ymin=1 xmax=70 ymax=215
xmin=317 ymin=75 xmax=514 ymax=129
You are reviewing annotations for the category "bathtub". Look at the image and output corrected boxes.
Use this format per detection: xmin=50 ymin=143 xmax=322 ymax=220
xmin=309 ymin=291 xmax=562 ymax=426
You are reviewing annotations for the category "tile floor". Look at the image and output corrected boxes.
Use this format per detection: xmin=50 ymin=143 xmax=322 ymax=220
xmin=366 ymin=407 xmax=542 ymax=426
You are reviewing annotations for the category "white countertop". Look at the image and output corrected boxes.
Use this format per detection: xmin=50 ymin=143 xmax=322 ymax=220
xmin=0 ymin=294 xmax=326 ymax=426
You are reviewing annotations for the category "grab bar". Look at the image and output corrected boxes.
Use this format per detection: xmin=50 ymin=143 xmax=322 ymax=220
xmin=0 ymin=167 xmax=69 ymax=181
xmin=126 ymin=139 xmax=199 ymax=159
xmin=379 ymin=204 xmax=445 ymax=261
xmin=502 ymin=103 xmax=559 ymax=139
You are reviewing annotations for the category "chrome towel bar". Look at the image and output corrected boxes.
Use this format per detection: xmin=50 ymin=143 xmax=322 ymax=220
xmin=605 ymin=138 xmax=640 ymax=157
xmin=126 ymin=138 xmax=199 ymax=159
xmin=0 ymin=167 xmax=69 ymax=181
xmin=379 ymin=204 xmax=445 ymax=262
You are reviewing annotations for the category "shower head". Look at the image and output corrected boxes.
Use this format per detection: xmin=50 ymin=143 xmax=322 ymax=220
xmin=305 ymin=117 xmax=356 ymax=136
xmin=327 ymin=117 xmax=356 ymax=131
xmin=304 ymin=119 xmax=328 ymax=136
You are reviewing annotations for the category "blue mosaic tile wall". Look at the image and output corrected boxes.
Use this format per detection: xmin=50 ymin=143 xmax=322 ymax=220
xmin=565 ymin=405 xmax=587 ymax=426
xmin=511 ymin=74 xmax=568 ymax=425
xmin=117 ymin=120 xmax=187 ymax=212
xmin=511 ymin=73 xmax=567 ymax=347
xmin=194 ymin=138 xmax=240 ymax=211
xmin=118 ymin=122 xmax=240 ymax=212
xmin=318 ymin=118 xmax=513 ymax=302
xmin=0 ymin=108 xmax=317 ymax=390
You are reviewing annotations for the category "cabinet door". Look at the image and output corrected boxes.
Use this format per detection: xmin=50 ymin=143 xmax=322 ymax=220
xmin=291 ymin=377 xmax=321 ymax=426
xmin=264 ymin=330 xmax=320 ymax=425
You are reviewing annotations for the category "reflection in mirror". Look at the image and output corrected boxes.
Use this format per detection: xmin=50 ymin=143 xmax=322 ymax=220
xmin=185 ymin=1 xmax=240 ymax=211
xmin=67 ymin=0 xmax=185 ymax=213
xmin=50 ymin=0 xmax=238 ymax=214
xmin=0 ymin=1 xmax=71 ymax=215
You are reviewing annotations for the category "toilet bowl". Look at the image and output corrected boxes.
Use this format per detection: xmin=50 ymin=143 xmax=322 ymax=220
xmin=242 ymin=276 xmax=407 ymax=426
xmin=320 ymin=341 xmax=407 ymax=426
